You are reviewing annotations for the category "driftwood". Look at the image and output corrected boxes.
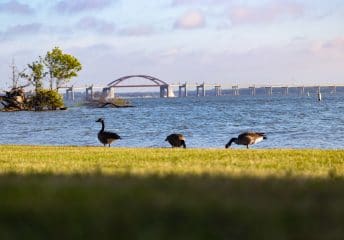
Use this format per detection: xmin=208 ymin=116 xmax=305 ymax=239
xmin=83 ymin=98 xmax=134 ymax=108
xmin=100 ymin=102 xmax=134 ymax=108
xmin=0 ymin=87 xmax=28 ymax=111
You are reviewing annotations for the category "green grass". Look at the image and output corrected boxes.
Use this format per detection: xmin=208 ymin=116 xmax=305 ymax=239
xmin=1 ymin=146 xmax=344 ymax=239
xmin=1 ymin=146 xmax=343 ymax=177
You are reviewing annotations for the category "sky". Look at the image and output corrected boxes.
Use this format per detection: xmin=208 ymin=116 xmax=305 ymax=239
xmin=0 ymin=0 xmax=343 ymax=90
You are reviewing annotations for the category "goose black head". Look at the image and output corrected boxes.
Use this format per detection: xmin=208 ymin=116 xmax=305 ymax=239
xmin=225 ymin=138 xmax=237 ymax=148
xmin=96 ymin=118 xmax=104 ymax=123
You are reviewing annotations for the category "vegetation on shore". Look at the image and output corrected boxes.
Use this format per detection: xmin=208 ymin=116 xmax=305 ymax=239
xmin=1 ymin=47 xmax=81 ymax=111
xmin=1 ymin=146 xmax=343 ymax=239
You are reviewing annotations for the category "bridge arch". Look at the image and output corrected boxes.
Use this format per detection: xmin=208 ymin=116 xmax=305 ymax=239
xmin=107 ymin=75 xmax=168 ymax=87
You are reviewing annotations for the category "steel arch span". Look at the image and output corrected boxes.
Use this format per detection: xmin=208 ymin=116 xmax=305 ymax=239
xmin=107 ymin=75 xmax=168 ymax=87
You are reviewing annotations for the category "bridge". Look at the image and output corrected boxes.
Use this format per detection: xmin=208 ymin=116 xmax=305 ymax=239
xmin=62 ymin=75 xmax=222 ymax=100
xmin=107 ymin=75 xmax=168 ymax=88
xmin=60 ymin=74 xmax=342 ymax=100
xmin=106 ymin=75 xmax=175 ymax=98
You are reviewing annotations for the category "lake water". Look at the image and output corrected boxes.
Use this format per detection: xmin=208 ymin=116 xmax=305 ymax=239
xmin=1 ymin=93 xmax=343 ymax=149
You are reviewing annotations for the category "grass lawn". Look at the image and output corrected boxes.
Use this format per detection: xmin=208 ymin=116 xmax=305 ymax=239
xmin=0 ymin=146 xmax=344 ymax=239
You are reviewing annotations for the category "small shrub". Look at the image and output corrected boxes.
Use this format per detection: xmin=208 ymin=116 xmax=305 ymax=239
xmin=28 ymin=89 xmax=64 ymax=110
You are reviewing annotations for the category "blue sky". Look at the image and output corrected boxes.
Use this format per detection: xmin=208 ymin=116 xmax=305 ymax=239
xmin=0 ymin=0 xmax=343 ymax=90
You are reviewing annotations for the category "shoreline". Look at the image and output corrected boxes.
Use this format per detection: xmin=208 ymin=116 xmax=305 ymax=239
xmin=0 ymin=144 xmax=342 ymax=150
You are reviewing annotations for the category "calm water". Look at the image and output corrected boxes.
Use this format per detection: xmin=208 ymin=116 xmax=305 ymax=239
xmin=1 ymin=94 xmax=343 ymax=149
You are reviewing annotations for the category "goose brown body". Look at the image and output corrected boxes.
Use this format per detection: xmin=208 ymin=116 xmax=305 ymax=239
xmin=225 ymin=132 xmax=266 ymax=149
xmin=96 ymin=118 xmax=121 ymax=147
xmin=165 ymin=133 xmax=186 ymax=148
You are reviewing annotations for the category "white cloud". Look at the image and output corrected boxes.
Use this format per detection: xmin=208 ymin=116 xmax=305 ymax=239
xmin=3 ymin=23 xmax=42 ymax=37
xmin=172 ymin=0 xmax=228 ymax=6
xmin=229 ymin=2 xmax=304 ymax=25
xmin=76 ymin=17 xmax=115 ymax=34
xmin=174 ymin=10 xmax=206 ymax=29
xmin=0 ymin=0 xmax=34 ymax=15
xmin=310 ymin=37 xmax=344 ymax=55
xmin=118 ymin=25 xmax=155 ymax=36
xmin=54 ymin=0 xmax=114 ymax=13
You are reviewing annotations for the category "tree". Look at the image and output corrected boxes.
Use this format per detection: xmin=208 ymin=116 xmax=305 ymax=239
xmin=20 ymin=60 xmax=45 ymax=92
xmin=2 ymin=47 xmax=81 ymax=111
xmin=44 ymin=47 xmax=82 ymax=90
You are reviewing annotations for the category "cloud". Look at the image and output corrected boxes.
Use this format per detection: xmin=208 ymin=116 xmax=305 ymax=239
xmin=76 ymin=17 xmax=115 ymax=34
xmin=118 ymin=25 xmax=155 ymax=36
xmin=310 ymin=37 xmax=344 ymax=54
xmin=0 ymin=0 xmax=34 ymax=15
xmin=54 ymin=0 xmax=113 ymax=13
xmin=172 ymin=0 xmax=204 ymax=5
xmin=174 ymin=10 xmax=206 ymax=29
xmin=229 ymin=2 xmax=304 ymax=25
xmin=322 ymin=37 xmax=344 ymax=49
xmin=172 ymin=0 xmax=228 ymax=6
xmin=0 ymin=23 xmax=42 ymax=42
xmin=4 ymin=23 xmax=42 ymax=36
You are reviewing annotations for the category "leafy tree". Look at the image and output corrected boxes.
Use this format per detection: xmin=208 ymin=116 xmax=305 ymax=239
xmin=44 ymin=47 xmax=82 ymax=90
xmin=20 ymin=60 xmax=45 ymax=92
xmin=8 ymin=47 xmax=81 ymax=111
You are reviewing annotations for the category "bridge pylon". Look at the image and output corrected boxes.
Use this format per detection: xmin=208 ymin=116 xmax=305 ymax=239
xmin=160 ymin=85 xmax=174 ymax=98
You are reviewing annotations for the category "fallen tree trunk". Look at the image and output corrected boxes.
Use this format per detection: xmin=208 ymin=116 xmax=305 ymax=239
xmin=99 ymin=102 xmax=134 ymax=108
xmin=83 ymin=97 xmax=134 ymax=108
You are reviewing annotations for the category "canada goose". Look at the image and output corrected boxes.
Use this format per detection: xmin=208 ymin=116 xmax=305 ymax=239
xmin=225 ymin=132 xmax=267 ymax=149
xmin=165 ymin=133 xmax=186 ymax=148
xmin=96 ymin=118 xmax=121 ymax=147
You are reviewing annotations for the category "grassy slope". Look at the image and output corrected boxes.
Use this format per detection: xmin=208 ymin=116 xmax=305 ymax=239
xmin=1 ymin=146 xmax=344 ymax=240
